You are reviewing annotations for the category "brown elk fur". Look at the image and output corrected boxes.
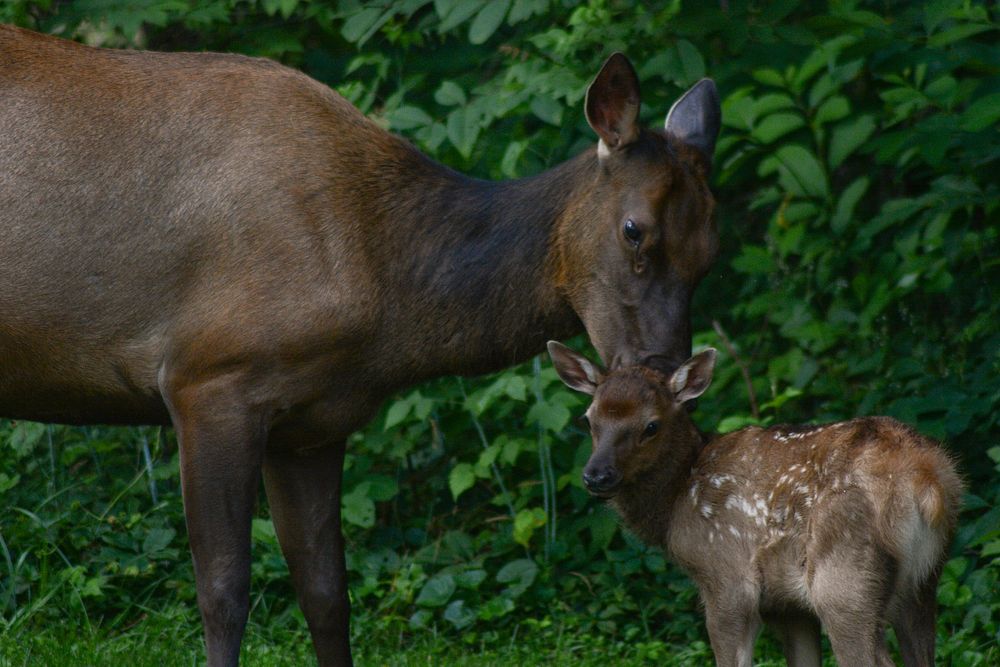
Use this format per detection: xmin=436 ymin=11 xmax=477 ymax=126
xmin=548 ymin=343 xmax=963 ymax=667
xmin=1 ymin=25 xmax=722 ymax=666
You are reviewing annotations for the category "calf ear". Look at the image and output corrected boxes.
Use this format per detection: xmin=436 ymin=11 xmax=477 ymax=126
xmin=547 ymin=341 xmax=605 ymax=395
xmin=665 ymin=79 xmax=721 ymax=166
xmin=586 ymin=53 xmax=641 ymax=155
xmin=669 ymin=348 xmax=717 ymax=404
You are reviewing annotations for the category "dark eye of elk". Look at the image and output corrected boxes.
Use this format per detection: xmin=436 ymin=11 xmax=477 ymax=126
xmin=623 ymin=218 xmax=642 ymax=245
xmin=642 ymin=421 xmax=659 ymax=439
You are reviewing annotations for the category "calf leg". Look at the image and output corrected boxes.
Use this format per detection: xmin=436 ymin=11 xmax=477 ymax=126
xmin=703 ymin=588 xmax=762 ymax=667
xmin=167 ymin=377 xmax=268 ymax=667
xmin=770 ymin=613 xmax=821 ymax=667
xmin=263 ymin=441 xmax=351 ymax=666
xmin=892 ymin=569 xmax=941 ymax=667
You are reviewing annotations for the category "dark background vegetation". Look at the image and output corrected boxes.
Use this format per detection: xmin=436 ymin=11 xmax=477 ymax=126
xmin=1 ymin=1 xmax=997 ymax=664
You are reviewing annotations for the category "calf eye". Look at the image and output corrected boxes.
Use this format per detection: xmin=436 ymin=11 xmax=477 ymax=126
xmin=642 ymin=421 xmax=659 ymax=438
xmin=623 ymin=219 xmax=642 ymax=245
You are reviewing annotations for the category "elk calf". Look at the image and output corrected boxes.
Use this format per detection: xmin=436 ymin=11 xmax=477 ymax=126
xmin=548 ymin=342 xmax=962 ymax=667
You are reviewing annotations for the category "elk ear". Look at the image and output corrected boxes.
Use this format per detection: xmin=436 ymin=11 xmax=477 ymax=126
xmin=669 ymin=348 xmax=717 ymax=404
xmin=547 ymin=341 xmax=605 ymax=395
xmin=586 ymin=53 xmax=641 ymax=156
xmin=665 ymin=78 xmax=721 ymax=166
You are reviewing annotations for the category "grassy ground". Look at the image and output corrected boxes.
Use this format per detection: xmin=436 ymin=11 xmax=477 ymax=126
xmin=2 ymin=607 xmax=996 ymax=667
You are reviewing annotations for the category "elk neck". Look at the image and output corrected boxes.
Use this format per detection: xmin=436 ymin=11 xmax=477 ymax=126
xmin=611 ymin=421 xmax=710 ymax=547
xmin=362 ymin=138 xmax=595 ymax=380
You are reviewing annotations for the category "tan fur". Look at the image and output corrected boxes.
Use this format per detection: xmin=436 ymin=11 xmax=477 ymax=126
xmin=563 ymin=361 xmax=963 ymax=667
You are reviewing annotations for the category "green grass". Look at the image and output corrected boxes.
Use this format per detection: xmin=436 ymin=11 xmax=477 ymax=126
xmin=3 ymin=607 xmax=996 ymax=667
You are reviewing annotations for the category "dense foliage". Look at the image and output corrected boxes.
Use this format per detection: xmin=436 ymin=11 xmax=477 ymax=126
xmin=1 ymin=1 xmax=998 ymax=663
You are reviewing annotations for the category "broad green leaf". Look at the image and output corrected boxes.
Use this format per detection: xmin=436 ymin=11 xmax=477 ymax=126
xmin=469 ymin=0 xmax=509 ymax=44
xmin=530 ymin=95 xmax=562 ymax=126
xmin=0 ymin=473 xmax=20 ymax=494
xmin=496 ymin=558 xmax=538 ymax=598
xmin=828 ymin=115 xmax=875 ymax=168
xmin=383 ymin=399 xmax=412 ymax=430
xmin=438 ymin=0 xmax=485 ymax=32
xmin=341 ymin=7 xmax=382 ymax=43
xmin=142 ymin=528 xmax=176 ymax=554
xmin=501 ymin=140 xmax=526 ymax=177
xmin=526 ymin=400 xmax=570 ymax=433
xmin=477 ymin=595 xmax=515 ymax=620
xmin=387 ymin=105 xmax=433 ymax=131
xmin=814 ymin=95 xmax=849 ymax=124
xmin=449 ymin=462 xmax=476 ymax=500
xmin=9 ymin=421 xmax=45 ymax=457
xmin=830 ymin=177 xmax=869 ymax=233
xmin=751 ymin=112 xmax=804 ymax=144
xmin=731 ymin=245 xmax=776 ymax=275
xmin=772 ymin=145 xmax=829 ymax=199
xmin=435 ymin=81 xmax=467 ymax=107
xmin=342 ymin=484 xmax=376 ymax=528
xmin=455 ymin=569 xmax=488 ymax=589
xmin=927 ymin=23 xmax=993 ymax=47
xmin=416 ymin=574 xmax=456 ymax=607
xmin=447 ymin=106 xmax=481 ymax=158
xmin=513 ymin=507 xmax=546 ymax=547
xmin=675 ymin=39 xmax=706 ymax=84
xmin=960 ymin=93 xmax=1000 ymax=132
xmin=443 ymin=599 xmax=476 ymax=628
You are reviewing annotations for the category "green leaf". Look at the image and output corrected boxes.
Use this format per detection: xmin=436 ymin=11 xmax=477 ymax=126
xmin=830 ymin=177 xmax=869 ymax=233
xmin=477 ymin=595 xmax=515 ymax=620
xmin=513 ymin=507 xmax=546 ymax=547
xmin=501 ymin=140 xmax=527 ymax=177
xmin=435 ymin=81 xmax=467 ymax=107
xmin=438 ymin=0 xmax=485 ymax=32
xmin=342 ymin=484 xmax=376 ymax=528
xmin=9 ymin=421 xmax=45 ymax=457
xmin=526 ymin=400 xmax=570 ymax=433
xmin=455 ymin=569 xmax=488 ymax=589
xmin=384 ymin=399 xmax=412 ymax=430
xmin=496 ymin=558 xmax=538 ymax=598
xmin=443 ymin=599 xmax=476 ymax=628
xmin=814 ymin=95 xmax=850 ymax=124
xmin=142 ymin=527 xmax=176 ymax=554
xmin=469 ymin=0 xmax=509 ymax=44
xmin=416 ymin=574 xmax=456 ymax=607
xmin=675 ymin=39 xmax=706 ymax=84
xmin=530 ymin=95 xmax=562 ymax=126
xmin=251 ymin=518 xmax=277 ymax=544
xmin=927 ymin=23 xmax=993 ymax=47
xmin=731 ymin=245 xmax=776 ymax=275
xmin=751 ymin=112 xmax=804 ymax=144
xmin=828 ymin=115 xmax=875 ymax=168
xmin=341 ymin=7 xmax=382 ymax=43
xmin=449 ymin=463 xmax=476 ymax=500
xmin=387 ymin=105 xmax=433 ymax=132
xmin=447 ymin=106 xmax=481 ymax=158
xmin=960 ymin=93 xmax=1000 ymax=132
xmin=0 ymin=473 xmax=20 ymax=494
xmin=771 ymin=145 xmax=829 ymax=198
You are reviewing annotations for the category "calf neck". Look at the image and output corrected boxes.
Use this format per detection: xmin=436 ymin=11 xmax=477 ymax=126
xmin=0 ymin=25 xmax=721 ymax=666
xmin=549 ymin=342 xmax=963 ymax=667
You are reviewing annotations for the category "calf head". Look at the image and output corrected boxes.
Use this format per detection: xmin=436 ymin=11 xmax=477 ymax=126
xmin=547 ymin=341 xmax=716 ymax=497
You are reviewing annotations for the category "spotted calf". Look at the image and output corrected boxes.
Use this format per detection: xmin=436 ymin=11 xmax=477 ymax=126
xmin=548 ymin=341 xmax=963 ymax=667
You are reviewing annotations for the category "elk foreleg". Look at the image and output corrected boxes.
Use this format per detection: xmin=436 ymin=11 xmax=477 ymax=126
xmin=263 ymin=440 xmax=351 ymax=666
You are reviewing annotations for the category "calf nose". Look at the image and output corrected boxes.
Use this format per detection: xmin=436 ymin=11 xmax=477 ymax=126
xmin=582 ymin=467 xmax=621 ymax=494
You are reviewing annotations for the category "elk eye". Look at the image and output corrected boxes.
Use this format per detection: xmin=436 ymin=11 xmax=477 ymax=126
xmin=643 ymin=421 xmax=660 ymax=438
xmin=577 ymin=413 xmax=591 ymax=429
xmin=623 ymin=219 xmax=642 ymax=245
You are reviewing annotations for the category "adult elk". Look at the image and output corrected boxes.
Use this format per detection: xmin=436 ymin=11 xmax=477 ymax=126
xmin=548 ymin=342 xmax=962 ymax=667
xmin=0 ymin=25 xmax=720 ymax=666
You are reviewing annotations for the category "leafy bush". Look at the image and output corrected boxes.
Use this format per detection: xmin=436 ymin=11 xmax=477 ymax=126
xmin=1 ymin=1 xmax=998 ymax=662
